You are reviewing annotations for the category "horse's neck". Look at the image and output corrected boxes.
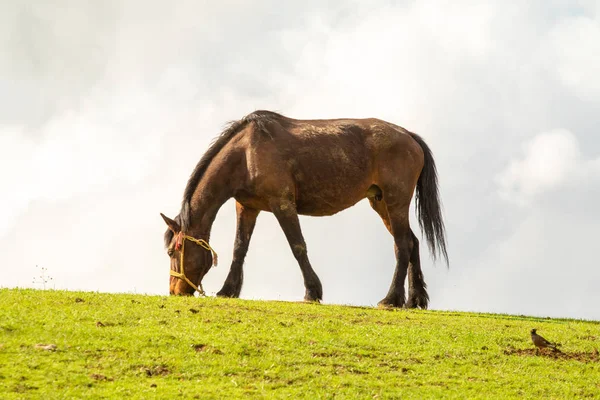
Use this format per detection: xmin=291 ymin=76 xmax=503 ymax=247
xmin=187 ymin=168 xmax=234 ymax=237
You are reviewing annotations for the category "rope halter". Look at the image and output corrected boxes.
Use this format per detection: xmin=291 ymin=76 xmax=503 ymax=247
xmin=171 ymin=232 xmax=218 ymax=296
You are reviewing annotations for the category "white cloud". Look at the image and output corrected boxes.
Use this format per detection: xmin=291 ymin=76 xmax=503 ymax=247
xmin=0 ymin=87 xmax=178 ymax=236
xmin=548 ymin=15 xmax=600 ymax=99
xmin=497 ymin=129 xmax=600 ymax=207
xmin=438 ymin=206 xmax=600 ymax=320
xmin=496 ymin=130 xmax=581 ymax=206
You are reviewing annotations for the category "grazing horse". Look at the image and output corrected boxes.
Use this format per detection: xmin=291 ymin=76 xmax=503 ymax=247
xmin=161 ymin=110 xmax=448 ymax=308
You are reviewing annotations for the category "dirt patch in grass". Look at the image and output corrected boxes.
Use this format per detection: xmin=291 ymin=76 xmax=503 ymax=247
xmin=191 ymin=344 xmax=223 ymax=354
xmin=504 ymin=347 xmax=600 ymax=362
xmin=136 ymin=365 xmax=170 ymax=377
xmin=90 ymin=374 xmax=113 ymax=382
xmin=312 ymin=351 xmax=342 ymax=358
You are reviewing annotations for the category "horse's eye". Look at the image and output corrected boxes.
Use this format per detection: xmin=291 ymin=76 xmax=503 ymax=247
xmin=167 ymin=248 xmax=174 ymax=257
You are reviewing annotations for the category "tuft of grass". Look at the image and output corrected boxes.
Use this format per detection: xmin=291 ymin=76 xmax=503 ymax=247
xmin=0 ymin=288 xmax=599 ymax=399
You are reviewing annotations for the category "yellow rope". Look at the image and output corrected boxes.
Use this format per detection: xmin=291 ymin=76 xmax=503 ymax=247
xmin=170 ymin=234 xmax=218 ymax=296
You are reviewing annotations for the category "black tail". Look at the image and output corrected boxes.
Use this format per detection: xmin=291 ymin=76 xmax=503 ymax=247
xmin=409 ymin=132 xmax=449 ymax=267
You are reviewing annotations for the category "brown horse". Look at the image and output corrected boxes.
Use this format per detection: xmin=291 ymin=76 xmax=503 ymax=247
xmin=161 ymin=110 xmax=448 ymax=308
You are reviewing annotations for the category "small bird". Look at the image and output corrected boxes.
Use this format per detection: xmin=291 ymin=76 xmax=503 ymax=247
xmin=530 ymin=328 xmax=560 ymax=352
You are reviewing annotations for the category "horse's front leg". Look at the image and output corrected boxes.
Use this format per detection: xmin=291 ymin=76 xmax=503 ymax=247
xmin=269 ymin=198 xmax=323 ymax=303
xmin=216 ymin=202 xmax=259 ymax=298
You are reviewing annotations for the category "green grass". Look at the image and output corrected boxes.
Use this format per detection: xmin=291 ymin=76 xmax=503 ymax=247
xmin=1 ymin=288 xmax=599 ymax=399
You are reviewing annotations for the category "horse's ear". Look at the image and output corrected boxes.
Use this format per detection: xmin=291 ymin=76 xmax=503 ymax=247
xmin=160 ymin=213 xmax=181 ymax=233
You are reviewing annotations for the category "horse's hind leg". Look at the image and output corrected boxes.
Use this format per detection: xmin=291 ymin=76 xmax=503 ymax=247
xmin=405 ymin=230 xmax=429 ymax=309
xmin=269 ymin=198 xmax=323 ymax=303
xmin=376 ymin=201 xmax=413 ymax=308
xmin=368 ymin=198 xmax=427 ymax=308
xmin=217 ymin=202 xmax=260 ymax=298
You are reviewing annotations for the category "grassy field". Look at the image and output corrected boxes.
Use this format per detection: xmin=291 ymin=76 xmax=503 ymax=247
xmin=1 ymin=288 xmax=599 ymax=399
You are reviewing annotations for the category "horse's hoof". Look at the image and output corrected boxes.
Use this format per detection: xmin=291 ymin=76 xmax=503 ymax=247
xmin=303 ymin=297 xmax=321 ymax=304
xmin=216 ymin=289 xmax=238 ymax=298
xmin=377 ymin=298 xmax=403 ymax=309
xmin=406 ymin=294 xmax=429 ymax=309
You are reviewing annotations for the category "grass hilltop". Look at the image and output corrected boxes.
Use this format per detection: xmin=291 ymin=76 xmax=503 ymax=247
xmin=1 ymin=288 xmax=599 ymax=399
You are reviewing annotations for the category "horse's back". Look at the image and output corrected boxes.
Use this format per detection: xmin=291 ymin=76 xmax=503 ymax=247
xmin=239 ymin=114 xmax=421 ymax=216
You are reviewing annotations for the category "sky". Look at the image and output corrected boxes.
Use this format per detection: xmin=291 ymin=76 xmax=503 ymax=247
xmin=2 ymin=1 xmax=600 ymax=321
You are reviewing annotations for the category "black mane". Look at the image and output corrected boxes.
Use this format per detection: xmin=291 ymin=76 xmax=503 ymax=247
xmin=164 ymin=110 xmax=285 ymax=247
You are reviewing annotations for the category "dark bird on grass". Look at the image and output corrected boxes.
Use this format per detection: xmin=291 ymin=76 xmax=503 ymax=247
xmin=531 ymin=329 xmax=560 ymax=352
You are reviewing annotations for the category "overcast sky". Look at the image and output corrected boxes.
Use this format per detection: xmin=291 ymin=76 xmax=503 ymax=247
xmin=2 ymin=1 xmax=600 ymax=321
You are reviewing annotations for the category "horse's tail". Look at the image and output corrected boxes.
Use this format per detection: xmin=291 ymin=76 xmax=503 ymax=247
xmin=409 ymin=132 xmax=449 ymax=267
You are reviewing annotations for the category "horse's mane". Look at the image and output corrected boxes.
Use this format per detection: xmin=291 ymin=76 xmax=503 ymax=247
xmin=164 ymin=110 xmax=284 ymax=248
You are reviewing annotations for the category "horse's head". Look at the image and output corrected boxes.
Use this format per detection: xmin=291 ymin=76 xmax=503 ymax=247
xmin=160 ymin=213 xmax=217 ymax=296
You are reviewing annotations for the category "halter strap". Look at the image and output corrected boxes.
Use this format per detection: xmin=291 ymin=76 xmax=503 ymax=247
xmin=171 ymin=233 xmax=218 ymax=296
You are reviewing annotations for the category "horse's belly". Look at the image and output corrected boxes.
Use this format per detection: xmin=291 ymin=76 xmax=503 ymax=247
xmin=295 ymin=179 xmax=370 ymax=216
xmin=295 ymin=197 xmax=365 ymax=216
xmin=291 ymin=150 xmax=373 ymax=216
